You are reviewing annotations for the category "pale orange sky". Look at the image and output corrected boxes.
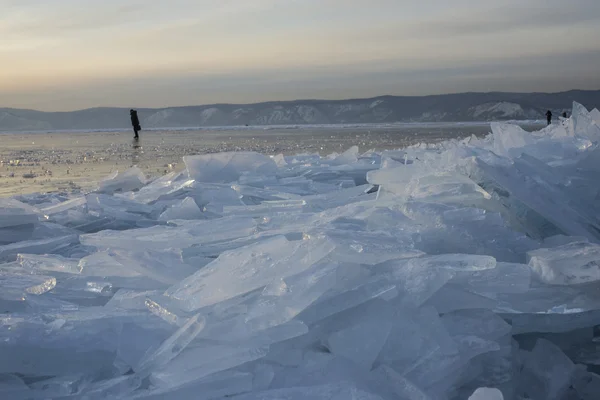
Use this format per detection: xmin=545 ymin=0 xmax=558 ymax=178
xmin=1 ymin=0 xmax=600 ymax=111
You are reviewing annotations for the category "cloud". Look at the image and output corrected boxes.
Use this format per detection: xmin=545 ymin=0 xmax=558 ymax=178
xmin=0 ymin=0 xmax=599 ymax=110
xmin=422 ymin=0 xmax=600 ymax=37
xmin=3 ymin=48 xmax=599 ymax=111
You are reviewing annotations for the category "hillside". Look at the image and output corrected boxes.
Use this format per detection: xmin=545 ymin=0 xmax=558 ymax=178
xmin=1 ymin=90 xmax=599 ymax=131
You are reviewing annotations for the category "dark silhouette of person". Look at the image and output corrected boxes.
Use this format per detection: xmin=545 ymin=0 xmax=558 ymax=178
xmin=562 ymin=112 xmax=567 ymax=118
xmin=130 ymin=109 xmax=141 ymax=139
xmin=545 ymin=110 xmax=552 ymax=125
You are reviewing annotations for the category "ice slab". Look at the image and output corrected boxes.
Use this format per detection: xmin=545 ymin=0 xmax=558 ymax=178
xmin=370 ymin=365 xmax=433 ymax=400
xmin=409 ymin=254 xmax=497 ymax=272
xmin=572 ymin=366 xmax=600 ymax=400
xmin=442 ymin=309 xmax=512 ymax=341
xmin=0 ymin=271 xmax=56 ymax=300
xmin=297 ymin=274 xmax=397 ymax=326
xmin=87 ymin=193 xmax=154 ymax=216
xmin=373 ymin=258 xmax=453 ymax=307
xmin=158 ymin=197 xmax=204 ymax=221
xmin=0 ymin=375 xmax=33 ymax=400
xmin=324 ymin=229 xmax=423 ymax=265
xmin=377 ymin=306 xmax=458 ymax=376
xmin=590 ymin=107 xmax=600 ymax=125
xmin=506 ymin=309 xmax=600 ymax=335
xmin=0 ymin=344 xmax=118 ymax=376
xmin=108 ymin=249 xmax=197 ymax=285
xmin=136 ymin=314 xmax=206 ymax=374
xmin=241 ymin=261 xmax=339 ymax=334
xmin=475 ymin=156 xmax=600 ymax=242
xmin=252 ymin=364 xmax=275 ymax=391
xmin=0 ymin=198 xmax=40 ymax=228
xmin=229 ymin=382 xmax=385 ymax=400
xmin=184 ymin=151 xmax=277 ymax=183
xmin=450 ymin=262 xmax=531 ymax=297
xmin=132 ymin=174 xmax=194 ymax=205
xmin=98 ymin=166 xmax=147 ymax=194
xmin=166 ymin=235 xmax=335 ymax=311
xmin=572 ymin=101 xmax=600 ymax=140
xmin=325 ymin=299 xmax=394 ymax=370
xmin=527 ymin=241 xmax=600 ymax=285
xmin=41 ymin=196 xmax=87 ymax=215
xmin=150 ymin=343 xmax=269 ymax=390
xmin=517 ymin=339 xmax=575 ymax=400
xmin=132 ymin=371 xmax=253 ymax=400
xmin=17 ymin=253 xmax=81 ymax=274
xmin=424 ymin=284 xmax=498 ymax=313
xmin=491 ymin=122 xmax=536 ymax=157
xmin=468 ymin=387 xmax=504 ymax=400
xmin=330 ymin=145 xmax=359 ymax=165
xmin=0 ymin=234 xmax=79 ymax=262
xmin=80 ymin=217 xmax=256 ymax=251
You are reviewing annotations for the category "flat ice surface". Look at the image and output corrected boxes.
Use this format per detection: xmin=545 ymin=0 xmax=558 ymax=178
xmin=0 ymin=102 xmax=599 ymax=399
xmin=0 ymin=122 xmax=542 ymax=198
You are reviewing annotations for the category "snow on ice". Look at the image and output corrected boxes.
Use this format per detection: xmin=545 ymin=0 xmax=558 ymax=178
xmin=1 ymin=102 xmax=600 ymax=399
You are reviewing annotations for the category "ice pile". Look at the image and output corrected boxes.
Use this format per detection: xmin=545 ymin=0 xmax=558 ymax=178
xmin=1 ymin=102 xmax=600 ymax=400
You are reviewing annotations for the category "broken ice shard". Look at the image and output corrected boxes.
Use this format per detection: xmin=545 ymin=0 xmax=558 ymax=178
xmin=0 ymin=271 xmax=56 ymax=299
xmin=17 ymin=253 xmax=82 ymax=274
xmin=158 ymin=197 xmax=204 ymax=221
xmin=527 ymin=241 xmax=600 ymax=285
xmin=166 ymin=235 xmax=335 ymax=311
xmin=325 ymin=299 xmax=394 ymax=370
xmin=0 ymin=198 xmax=41 ymax=228
xmin=184 ymin=152 xmax=277 ymax=183
xmin=80 ymin=217 xmax=256 ymax=251
xmin=517 ymin=339 xmax=575 ymax=400
xmin=0 ymin=234 xmax=79 ymax=262
xmin=135 ymin=314 xmax=206 ymax=374
xmin=97 ymin=166 xmax=147 ymax=194
xmin=468 ymin=387 xmax=504 ymax=400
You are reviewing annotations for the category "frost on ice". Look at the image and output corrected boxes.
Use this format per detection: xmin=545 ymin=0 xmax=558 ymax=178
xmin=1 ymin=102 xmax=600 ymax=399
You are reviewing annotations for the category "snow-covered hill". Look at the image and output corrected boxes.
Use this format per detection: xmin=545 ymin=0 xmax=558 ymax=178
xmin=1 ymin=90 xmax=599 ymax=131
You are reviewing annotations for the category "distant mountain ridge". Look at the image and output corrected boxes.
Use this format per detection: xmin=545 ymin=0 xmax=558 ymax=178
xmin=1 ymin=90 xmax=599 ymax=131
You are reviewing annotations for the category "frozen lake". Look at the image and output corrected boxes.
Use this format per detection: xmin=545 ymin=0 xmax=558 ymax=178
xmin=0 ymin=122 xmax=543 ymax=197
xmin=1 ymin=102 xmax=600 ymax=399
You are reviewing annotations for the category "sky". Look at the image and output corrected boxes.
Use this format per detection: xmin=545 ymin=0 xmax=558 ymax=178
xmin=1 ymin=0 xmax=600 ymax=111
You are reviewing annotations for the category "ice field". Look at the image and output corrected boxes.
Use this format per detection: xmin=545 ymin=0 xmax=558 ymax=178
xmin=0 ymin=123 xmax=542 ymax=197
xmin=1 ymin=102 xmax=600 ymax=399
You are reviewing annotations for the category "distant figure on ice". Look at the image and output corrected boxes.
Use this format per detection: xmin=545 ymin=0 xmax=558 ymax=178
xmin=130 ymin=109 xmax=141 ymax=139
xmin=545 ymin=110 xmax=552 ymax=125
xmin=562 ymin=111 xmax=568 ymax=119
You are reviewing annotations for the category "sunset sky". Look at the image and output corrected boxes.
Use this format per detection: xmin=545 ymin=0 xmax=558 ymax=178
xmin=1 ymin=0 xmax=599 ymax=111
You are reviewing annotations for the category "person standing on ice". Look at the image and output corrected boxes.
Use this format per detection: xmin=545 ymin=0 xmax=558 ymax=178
xmin=130 ymin=109 xmax=141 ymax=139
xmin=545 ymin=110 xmax=552 ymax=125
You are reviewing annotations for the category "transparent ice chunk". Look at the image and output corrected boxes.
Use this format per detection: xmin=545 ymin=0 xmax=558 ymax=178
xmin=17 ymin=253 xmax=81 ymax=274
xmin=150 ymin=343 xmax=268 ymax=390
xmin=184 ymin=152 xmax=277 ymax=183
xmin=517 ymin=339 xmax=575 ymax=400
xmin=527 ymin=241 xmax=600 ymax=285
xmin=136 ymin=314 xmax=206 ymax=374
xmin=97 ymin=166 xmax=147 ymax=194
xmin=468 ymin=387 xmax=504 ymax=400
xmin=326 ymin=299 xmax=394 ymax=370
xmin=0 ymin=271 xmax=56 ymax=299
xmin=158 ymin=197 xmax=204 ymax=221
xmin=166 ymin=235 xmax=335 ymax=311
xmin=0 ymin=234 xmax=79 ymax=262
xmin=81 ymin=217 xmax=256 ymax=251
xmin=0 ymin=198 xmax=41 ymax=228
